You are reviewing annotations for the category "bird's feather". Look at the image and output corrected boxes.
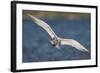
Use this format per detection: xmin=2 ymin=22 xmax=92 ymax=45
xmin=60 ymin=38 xmax=89 ymax=52
xmin=27 ymin=14 xmax=57 ymax=39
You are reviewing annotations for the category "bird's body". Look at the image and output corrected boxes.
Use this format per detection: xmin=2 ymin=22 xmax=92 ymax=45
xmin=51 ymin=37 xmax=61 ymax=49
xmin=27 ymin=14 xmax=89 ymax=52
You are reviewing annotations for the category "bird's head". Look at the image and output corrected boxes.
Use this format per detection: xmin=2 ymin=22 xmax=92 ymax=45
xmin=51 ymin=37 xmax=61 ymax=49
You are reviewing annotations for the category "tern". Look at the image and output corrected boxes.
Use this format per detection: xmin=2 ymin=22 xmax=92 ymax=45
xmin=27 ymin=14 xmax=89 ymax=52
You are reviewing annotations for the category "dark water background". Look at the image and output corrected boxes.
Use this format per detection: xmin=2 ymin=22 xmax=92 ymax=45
xmin=22 ymin=16 xmax=91 ymax=63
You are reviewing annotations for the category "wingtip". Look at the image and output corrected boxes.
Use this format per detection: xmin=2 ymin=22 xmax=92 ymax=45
xmin=24 ymin=14 xmax=31 ymax=16
xmin=24 ymin=14 xmax=34 ymax=18
xmin=25 ymin=14 xmax=33 ymax=18
xmin=82 ymin=48 xmax=89 ymax=53
xmin=86 ymin=49 xmax=89 ymax=53
xmin=25 ymin=14 xmax=37 ymax=22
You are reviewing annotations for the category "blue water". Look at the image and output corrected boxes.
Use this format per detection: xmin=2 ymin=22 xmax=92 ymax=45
xmin=22 ymin=16 xmax=91 ymax=63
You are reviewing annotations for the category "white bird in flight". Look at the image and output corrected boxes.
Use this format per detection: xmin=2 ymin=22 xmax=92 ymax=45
xmin=27 ymin=14 xmax=89 ymax=52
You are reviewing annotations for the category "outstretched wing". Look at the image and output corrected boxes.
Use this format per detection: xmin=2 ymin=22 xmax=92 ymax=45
xmin=27 ymin=14 xmax=57 ymax=39
xmin=60 ymin=38 xmax=89 ymax=52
